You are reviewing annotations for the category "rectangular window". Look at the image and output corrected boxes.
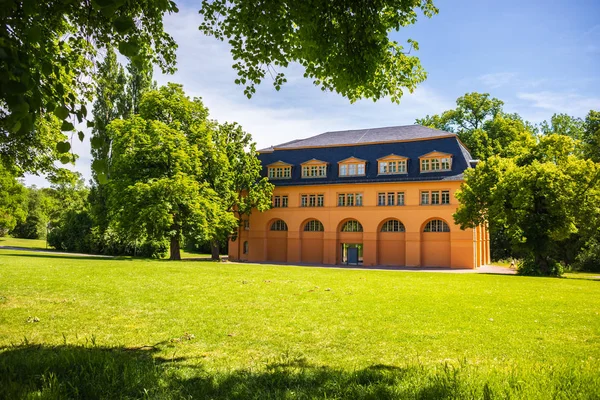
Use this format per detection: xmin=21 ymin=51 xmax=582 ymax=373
xmin=302 ymin=166 xmax=309 ymax=177
xmin=421 ymin=191 xmax=430 ymax=205
xmin=357 ymin=164 xmax=365 ymax=175
xmin=387 ymin=192 xmax=395 ymax=206
xmin=397 ymin=192 xmax=405 ymax=206
xmin=379 ymin=162 xmax=387 ymax=174
xmin=389 ymin=161 xmax=397 ymax=173
xmin=309 ymin=194 xmax=316 ymax=207
xmin=431 ymin=159 xmax=440 ymax=171
xmin=338 ymin=193 xmax=362 ymax=206
xmin=268 ymin=169 xmax=275 ymax=178
xmin=378 ymin=193 xmax=386 ymax=206
xmin=398 ymin=160 xmax=406 ymax=173
xmin=243 ymin=220 xmax=250 ymax=230
xmin=301 ymin=195 xmax=308 ymax=207
xmin=273 ymin=196 xmax=281 ymax=207
xmin=317 ymin=194 xmax=324 ymax=207
xmin=318 ymin=165 xmax=327 ymax=176
xmin=431 ymin=191 xmax=440 ymax=205
xmin=310 ymin=166 xmax=317 ymax=177
xmin=284 ymin=168 xmax=291 ymax=178
xmin=441 ymin=158 xmax=451 ymax=170
xmin=349 ymin=164 xmax=356 ymax=175
xmin=441 ymin=190 xmax=450 ymax=204
xmin=421 ymin=159 xmax=430 ymax=171
xmin=340 ymin=165 xmax=347 ymax=176
xmin=282 ymin=196 xmax=288 ymax=207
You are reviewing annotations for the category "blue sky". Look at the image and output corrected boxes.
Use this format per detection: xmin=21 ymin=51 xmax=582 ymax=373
xmin=25 ymin=0 xmax=600 ymax=186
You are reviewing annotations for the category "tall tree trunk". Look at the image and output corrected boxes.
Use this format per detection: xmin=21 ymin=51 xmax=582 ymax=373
xmin=170 ymin=235 xmax=181 ymax=260
xmin=211 ymin=240 xmax=220 ymax=261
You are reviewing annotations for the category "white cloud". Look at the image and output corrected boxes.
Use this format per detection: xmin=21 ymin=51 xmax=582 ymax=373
xmin=517 ymin=91 xmax=600 ymax=116
xmin=478 ymin=72 xmax=516 ymax=89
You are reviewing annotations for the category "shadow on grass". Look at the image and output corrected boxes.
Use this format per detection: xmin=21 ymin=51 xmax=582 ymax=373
xmin=0 ymin=344 xmax=480 ymax=399
xmin=1 ymin=344 xmax=597 ymax=399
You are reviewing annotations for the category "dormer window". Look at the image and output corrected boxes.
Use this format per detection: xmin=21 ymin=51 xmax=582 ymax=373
xmin=338 ymin=157 xmax=366 ymax=177
xmin=267 ymin=161 xmax=292 ymax=179
xmin=419 ymin=151 xmax=453 ymax=173
xmin=301 ymin=159 xmax=327 ymax=178
xmin=377 ymin=154 xmax=408 ymax=175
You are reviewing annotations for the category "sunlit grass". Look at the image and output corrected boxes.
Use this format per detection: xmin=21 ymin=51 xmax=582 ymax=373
xmin=1 ymin=249 xmax=599 ymax=399
xmin=0 ymin=237 xmax=49 ymax=250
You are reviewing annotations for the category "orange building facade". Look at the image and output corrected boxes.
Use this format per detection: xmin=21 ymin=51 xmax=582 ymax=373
xmin=228 ymin=126 xmax=490 ymax=269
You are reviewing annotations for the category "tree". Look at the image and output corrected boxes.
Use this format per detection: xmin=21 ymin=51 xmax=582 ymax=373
xmin=415 ymin=92 xmax=535 ymax=161
xmin=539 ymin=113 xmax=585 ymax=140
xmin=202 ymin=122 xmax=274 ymax=259
xmin=107 ymin=85 xmax=232 ymax=260
xmin=3 ymin=1 xmax=437 ymax=174
xmin=1 ymin=0 xmax=177 ymax=173
xmin=454 ymin=135 xmax=600 ymax=276
xmin=0 ymin=165 xmax=27 ymax=236
xmin=11 ymin=186 xmax=54 ymax=239
xmin=582 ymin=110 xmax=600 ymax=162
xmin=199 ymin=0 xmax=437 ymax=102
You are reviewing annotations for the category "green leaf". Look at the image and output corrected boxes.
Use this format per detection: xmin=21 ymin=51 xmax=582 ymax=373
xmin=54 ymin=106 xmax=70 ymax=120
xmin=90 ymin=136 xmax=104 ymax=149
xmin=61 ymin=121 xmax=75 ymax=131
xmin=11 ymin=121 xmax=22 ymax=133
xmin=78 ymin=131 xmax=85 ymax=142
xmin=113 ymin=16 xmax=135 ymax=34
xmin=60 ymin=155 xmax=71 ymax=164
xmin=118 ymin=41 xmax=140 ymax=57
xmin=97 ymin=172 xmax=109 ymax=185
xmin=93 ymin=0 xmax=116 ymax=8
xmin=6 ymin=81 xmax=28 ymax=94
xmin=28 ymin=25 xmax=42 ymax=42
xmin=86 ymin=121 xmax=95 ymax=128
xmin=56 ymin=141 xmax=71 ymax=154
xmin=92 ymin=159 xmax=108 ymax=173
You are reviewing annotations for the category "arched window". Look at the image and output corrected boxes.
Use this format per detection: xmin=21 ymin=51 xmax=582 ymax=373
xmin=381 ymin=220 xmax=406 ymax=232
xmin=270 ymin=220 xmax=288 ymax=231
xmin=424 ymin=219 xmax=450 ymax=232
xmin=243 ymin=241 xmax=249 ymax=254
xmin=304 ymin=220 xmax=324 ymax=232
xmin=341 ymin=220 xmax=363 ymax=232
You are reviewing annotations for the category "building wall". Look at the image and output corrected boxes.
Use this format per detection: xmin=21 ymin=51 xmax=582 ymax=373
xmin=229 ymin=180 xmax=489 ymax=269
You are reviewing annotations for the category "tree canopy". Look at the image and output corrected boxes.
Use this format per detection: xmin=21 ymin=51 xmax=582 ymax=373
xmin=416 ymin=92 xmax=537 ymax=161
xmin=2 ymin=0 xmax=437 ymax=175
xmin=454 ymin=134 xmax=600 ymax=276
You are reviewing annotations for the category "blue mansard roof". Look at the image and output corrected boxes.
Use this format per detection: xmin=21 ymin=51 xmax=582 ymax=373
xmin=258 ymin=125 xmax=473 ymax=186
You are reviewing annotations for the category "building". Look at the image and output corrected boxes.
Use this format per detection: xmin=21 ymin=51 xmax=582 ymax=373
xmin=228 ymin=125 xmax=490 ymax=269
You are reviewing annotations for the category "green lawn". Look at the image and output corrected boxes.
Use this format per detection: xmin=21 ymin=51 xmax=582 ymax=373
xmin=1 ymin=249 xmax=599 ymax=399
xmin=0 ymin=237 xmax=49 ymax=250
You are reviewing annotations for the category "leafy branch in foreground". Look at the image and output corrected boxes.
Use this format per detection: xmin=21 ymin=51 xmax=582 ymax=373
xmin=199 ymin=0 xmax=438 ymax=102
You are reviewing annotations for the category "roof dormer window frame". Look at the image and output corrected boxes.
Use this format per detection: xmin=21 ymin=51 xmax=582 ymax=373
xmin=377 ymin=154 xmax=409 ymax=175
xmin=300 ymin=159 xmax=328 ymax=179
xmin=267 ymin=161 xmax=293 ymax=180
xmin=338 ymin=157 xmax=366 ymax=177
xmin=419 ymin=151 xmax=453 ymax=173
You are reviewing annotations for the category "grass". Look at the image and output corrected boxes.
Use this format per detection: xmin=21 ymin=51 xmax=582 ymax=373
xmin=0 ymin=237 xmax=49 ymax=250
xmin=1 ymin=248 xmax=599 ymax=399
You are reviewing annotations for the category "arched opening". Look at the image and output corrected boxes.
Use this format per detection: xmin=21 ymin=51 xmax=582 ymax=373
xmin=377 ymin=218 xmax=406 ymax=266
xmin=266 ymin=219 xmax=288 ymax=262
xmin=337 ymin=219 xmax=363 ymax=265
xmin=421 ymin=218 xmax=451 ymax=267
xmin=300 ymin=219 xmax=324 ymax=264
